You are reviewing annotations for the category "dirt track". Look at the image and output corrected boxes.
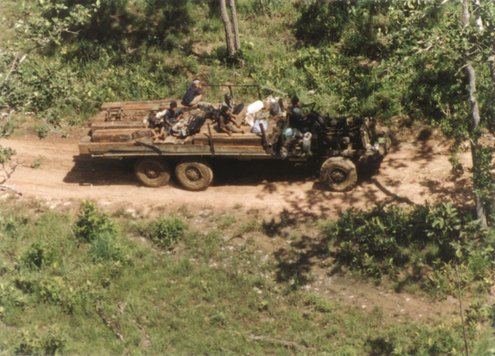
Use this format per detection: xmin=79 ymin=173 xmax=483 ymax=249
xmin=0 ymin=129 xmax=472 ymax=216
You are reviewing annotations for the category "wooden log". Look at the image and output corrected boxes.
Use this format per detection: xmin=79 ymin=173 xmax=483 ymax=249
xmin=101 ymin=100 xmax=164 ymax=110
xmin=91 ymin=121 xmax=145 ymax=130
xmin=91 ymin=129 xmax=152 ymax=142
xmin=80 ymin=139 xmax=268 ymax=156
xmin=193 ymin=133 xmax=262 ymax=146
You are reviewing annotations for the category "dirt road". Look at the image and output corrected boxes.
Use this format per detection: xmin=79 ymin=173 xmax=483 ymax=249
xmin=0 ymin=130 xmax=471 ymax=216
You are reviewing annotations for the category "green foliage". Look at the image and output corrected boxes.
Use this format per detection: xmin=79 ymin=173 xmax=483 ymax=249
xmin=0 ymin=146 xmax=15 ymax=165
xmin=2 ymin=0 xmax=493 ymax=135
xmin=0 ymin=116 xmax=15 ymax=138
xmin=19 ymin=242 xmax=54 ymax=270
xmin=323 ymin=203 xmax=494 ymax=296
xmin=73 ymin=201 xmax=116 ymax=243
xmin=473 ymin=146 xmax=495 ymax=205
xmin=37 ymin=277 xmax=76 ymax=313
xmin=144 ymin=216 xmax=186 ymax=249
xmin=366 ymin=324 xmax=466 ymax=355
xmin=295 ymin=1 xmax=351 ymax=45
xmin=88 ymin=231 xmax=127 ymax=263
xmin=0 ymin=201 xmax=492 ymax=353
xmin=18 ymin=0 xmax=100 ymax=51
xmin=35 ymin=125 xmax=50 ymax=139
xmin=14 ymin=329 xmax=65 ymax=356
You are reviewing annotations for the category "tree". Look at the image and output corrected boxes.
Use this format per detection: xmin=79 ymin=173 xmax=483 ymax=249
xmin=219 ymin=0 xmax=241 ymax=59
xmin=462 ymin=0 xmax=488 ymax=227
xmin=220 ymin=0 xmax=235 ymax=58
xmin=229 ymin=0 xmax=241 ymax=51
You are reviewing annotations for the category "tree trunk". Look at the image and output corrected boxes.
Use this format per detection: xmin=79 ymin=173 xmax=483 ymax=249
xmin=463 ymin=0 xmax=488 ymax=227
xmin=229 ymin=0 xmax=241 ymax=51
xmin=473 ymin=0 xmax=484 ymax=32
xmin=220 ymin=0 xmax=235 ymax=57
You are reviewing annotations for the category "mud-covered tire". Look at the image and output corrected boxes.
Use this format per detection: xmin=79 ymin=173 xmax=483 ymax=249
xmin=320 ymin=157 xmax=357 ymax=192
xmin=134 ymin=158 xmax=171 ymax=187
xmin=175 ymin=160 xmax=213 ymax=191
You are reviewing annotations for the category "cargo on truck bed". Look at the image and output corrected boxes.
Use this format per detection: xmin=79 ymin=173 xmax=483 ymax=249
xmin=79 ymin=97 xmax=390 ymax=191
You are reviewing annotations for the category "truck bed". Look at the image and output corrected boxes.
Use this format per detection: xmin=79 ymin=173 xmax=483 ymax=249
xmin=79 ymin=103 xmax=272 ymax=158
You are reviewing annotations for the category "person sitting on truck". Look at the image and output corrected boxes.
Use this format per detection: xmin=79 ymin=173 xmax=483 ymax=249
xmin=288 ymin=96 xmax=307 ymax=131
xmin=152 ymin=101 xmax=183 ymax=136
xmin=218 ymin=94 xmax=244 ymax=134
xmin=147 ymin=113 xmax=166 ymax=141
xmin=181 ymin=80 xmax=203 ymax=107
xmin=163 ymin=101 xmax=182 ymax=131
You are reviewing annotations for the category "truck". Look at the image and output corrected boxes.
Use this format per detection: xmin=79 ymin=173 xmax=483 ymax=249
xmin=78 ymin=95 xmax=390 ymax=192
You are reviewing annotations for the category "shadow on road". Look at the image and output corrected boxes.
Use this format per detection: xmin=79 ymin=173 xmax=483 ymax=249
xmin=64 ymin=157 xmax=320 ymax=187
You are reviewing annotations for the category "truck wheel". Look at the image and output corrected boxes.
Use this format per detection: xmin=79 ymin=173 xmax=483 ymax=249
xmin=134 ymin=158 xmax=171 ymax=187
xmin=175 ymin=160 xmax=213 ymax=191
xmin=320 ymin=157 xmax=357 ymax=192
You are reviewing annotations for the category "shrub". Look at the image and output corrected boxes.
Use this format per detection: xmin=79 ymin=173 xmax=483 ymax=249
xmin=14 ymin=329 xmax=65 ymax=356
xmin=89 ymin=231 xmax=126 ymax=263
xmin=35 ymin=125 xmax=50 ymax=139
xmin=323 ymin=203 xmax=494 ymax=295
xmin=37 ymin=277 xmax=76 ymax=313
xmin=19 ymin=242 xmax=55 ymax=270
xmin=13 ymin=276 xmax=75 ymax=314
xmin=73 ymin=202 xmax=116 ymax=243
xmin=366 ymin=324 xmax=465 ymax=355
xmin=145 ymin=216 xmax=186 ymax=249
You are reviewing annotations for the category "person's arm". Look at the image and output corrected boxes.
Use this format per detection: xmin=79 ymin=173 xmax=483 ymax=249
xmin=227 ymin=112 xmax=241 ymax=128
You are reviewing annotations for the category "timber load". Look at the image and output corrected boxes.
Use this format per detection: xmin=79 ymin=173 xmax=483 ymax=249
xmin=83 ymin=99 xmax=268 ymax=148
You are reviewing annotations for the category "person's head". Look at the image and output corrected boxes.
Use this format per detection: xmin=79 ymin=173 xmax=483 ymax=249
xmin=224 ymin=94 xmax=232 ymax=103
xmin=291 ymin=95 xmax=299 ymax=106
xmin=192 ymin=79 xmax=200 ymax=88
xmin=170 ymin=101 xmax=177 ymax=110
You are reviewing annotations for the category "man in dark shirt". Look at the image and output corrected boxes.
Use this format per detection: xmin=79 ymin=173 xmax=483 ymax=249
xmin=288 ymin=95 xmax=310 ymax=132
xmin=181 ymin=80 xmax=203 ymax=107
xmin=163 ymin=101 xmax=182 ymax=128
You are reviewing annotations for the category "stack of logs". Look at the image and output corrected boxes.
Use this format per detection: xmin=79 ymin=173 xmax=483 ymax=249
xmin=88 ymin=100 xmax=264 ymax=146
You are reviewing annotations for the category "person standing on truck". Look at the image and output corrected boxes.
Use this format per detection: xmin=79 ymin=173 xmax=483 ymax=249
xmin=181 ymin=80 xmax=203 ymax=107
xmin=218 ymin=94 xmax=244 ymax=134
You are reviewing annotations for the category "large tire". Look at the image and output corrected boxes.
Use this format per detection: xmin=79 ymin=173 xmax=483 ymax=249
xmin=320 ymin=157 xmax=357 ymax=192
xmin=175 ymin=160 xmax=213 ymax=191
xmin=134 ymin=158 xmax=171 ymax=187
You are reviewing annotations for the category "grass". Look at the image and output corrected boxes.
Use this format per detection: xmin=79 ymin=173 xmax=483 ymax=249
xmin=0 ymin=200 xmax=493 ymax=354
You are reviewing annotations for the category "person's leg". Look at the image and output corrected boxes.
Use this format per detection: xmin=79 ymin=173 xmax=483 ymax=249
xmin=226 ymin=122 xmax=244 ymax=133
xmin=189 ymin=95 xmax=203 ymax=107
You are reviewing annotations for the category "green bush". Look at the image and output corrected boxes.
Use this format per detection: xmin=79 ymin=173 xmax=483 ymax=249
xmin=73 ymin=202 xmax=116 ymax=243
xmin=89 ymin=231 xmax=126 ymax=263
xmin=144 ymin=216 xmax=186 ymax=249
xmin=37 ymin=277 xmax=76 ymax=314
xmin=14 ymin=329 xmax=65 ymax=356
xmin=19 ymin=242 xmax=55 ymax=270
xmin=366 ymin=324 xmax=465 ymax=355
xmin=323 ymin=203 xmax=494 ymax=295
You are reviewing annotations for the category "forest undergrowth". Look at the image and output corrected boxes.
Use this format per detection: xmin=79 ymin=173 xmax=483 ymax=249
xmin=0 ymin=199 xmax=493 ymax=354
